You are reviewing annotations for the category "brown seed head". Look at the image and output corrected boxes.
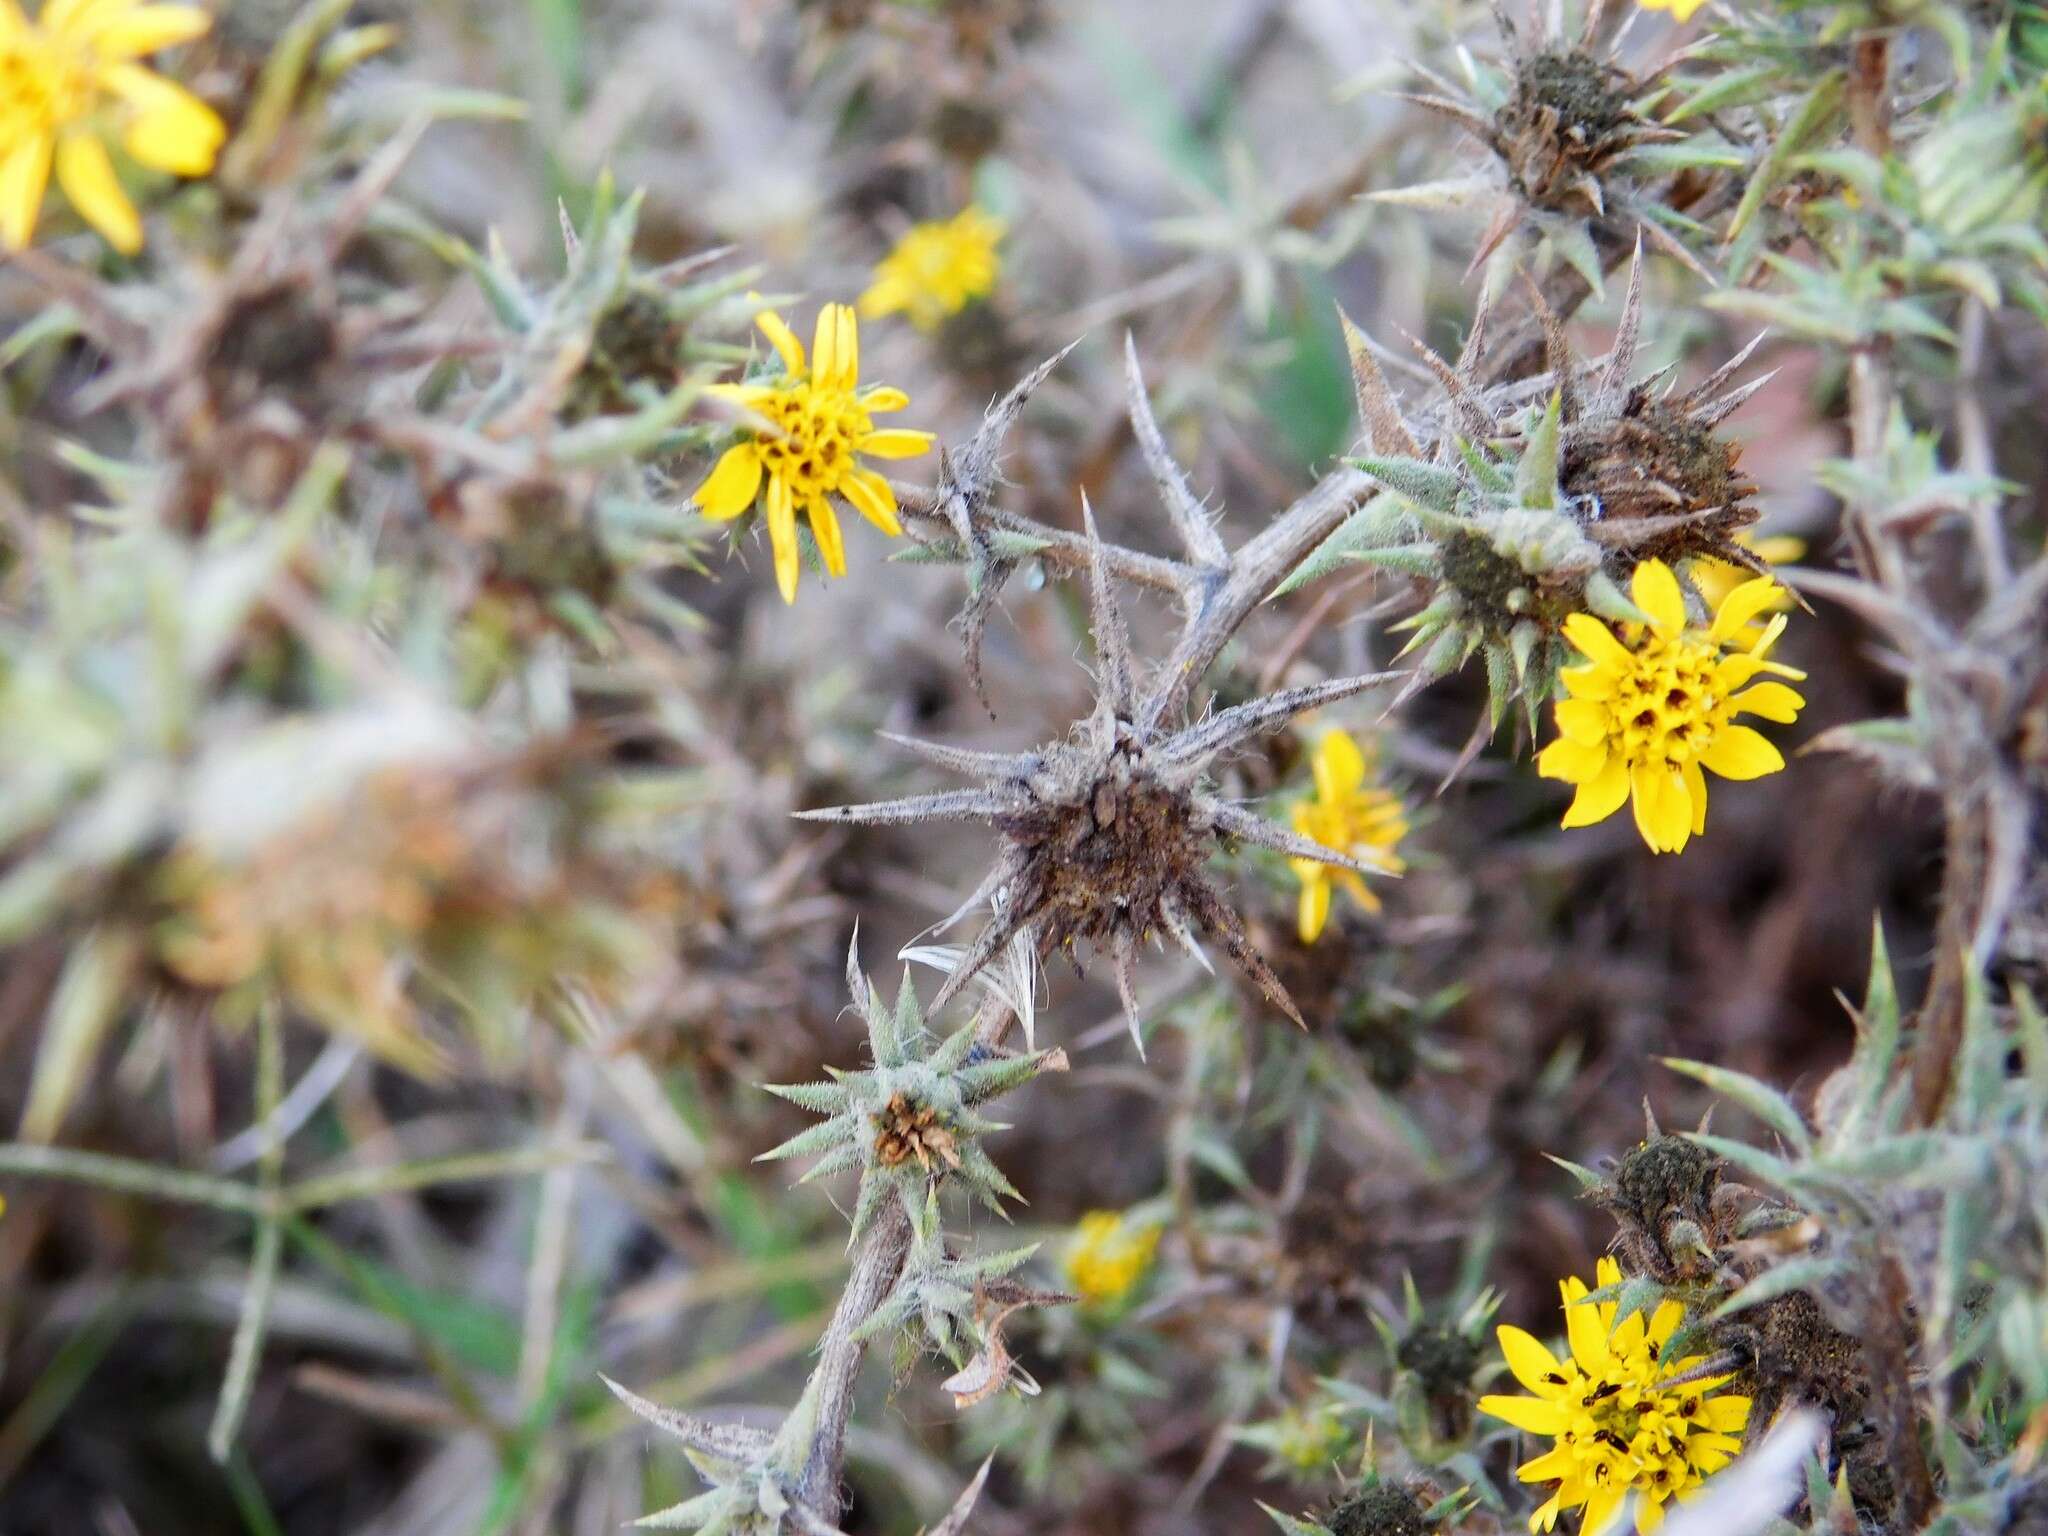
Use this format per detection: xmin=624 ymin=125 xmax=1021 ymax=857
xmin=873 ymin=1091 xmax=961 ymax=1173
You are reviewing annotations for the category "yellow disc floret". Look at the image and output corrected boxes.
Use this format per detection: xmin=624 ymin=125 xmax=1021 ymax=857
xmin=1479 ymin=1257 xmax=1752 ymax=1535
xmin=858 ymin=206 xmax=1005 ymax=332
xmin=0 ymin=0 xmax=226 ymax=253
xmin=1536 ymin=559 xmax=1806 ymax=855
xmin=1288 ymin=727 xmax=1408 ymax=943
xmin=693 ymin=303 xmax=933 ymax=603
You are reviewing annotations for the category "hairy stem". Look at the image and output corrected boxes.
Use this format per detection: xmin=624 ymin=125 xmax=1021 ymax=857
xmin=798 ymin=1203 xmax=914 ymax=1519
xmin=1865 ymin=1247 xmax=1936 ymax=1525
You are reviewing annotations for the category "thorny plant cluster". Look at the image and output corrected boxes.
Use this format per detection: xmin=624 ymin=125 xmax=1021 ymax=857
xmin=0 ymin=0 xmax=2047 ymax=1534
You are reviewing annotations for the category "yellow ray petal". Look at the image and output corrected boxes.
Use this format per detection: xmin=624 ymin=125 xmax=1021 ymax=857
xmin=858 ymin=428 xmax=935 ymax=459
xmin=1335 ymin=869 xmax=1381 ymax=913
xmin=1631 ymin=761 xmax=1678 ymax=853
xmin=1562 ymin=1282 xmax=1609 ymax=1371
xmin=808 ymin=494 xmax=846 ymax=578
xmin=1560 ymin=662 xmax=1615 ymax=700
xmin=840 ymin=468 xmax=902 ymax=536
xmin=55 ymin=132 xmax=140 ymax=254
xmin=1654 ymin=764 xmax=1692 ymax=852
xmin=1631 ymin=558 xmax=1687 ymax=636
xmin=90 ymin=4 xmax=214 ymax=57
xmin=1709 ymin=575 xmax=1784 ymax=642
xmin=860 ymin=384 xmax=909 ymax=412
xmin=1517 ymin=1445 xmax=1578 ymax=1483
xmin=1702 ymin=1395 xmax=1752 ymax=1431
xmin=1297 ymin=875 xmax=1330 ymax=944
xmin=1313 ymin=729 xmax=1366 ymax=799
xmin=692 ymin=444 xmax=763 ymax=520
xmin=1700 ymin=725 xmax=1784 ymax=781
xmin=1555 ymin=697 xmax=1609 ymax=746
xmin=1580 ymin=1486 xmax=1626 ymax=1536
xmin=1561 ymin=758 xmax=1629 ymax=828
xmin=1648 ymin=1298 xmax=1685 ymax=1346
xmin=858 ymin=276 xmax=906 ymax=319
xmin=836 ymin=303 xmax=859 ymax=388
xmin=1682 ymin=760 xmax=1708 ymax=837
xmin=1562 ymin=612 xmax=1634 ymax=672
xmin=1537 ymin=735 xmax=1608 ymax=785
xmin=0 ymin=131 xmax=54 ymax=250
xmin=111 ymin=69 xmax=226 ymax=175
xmin=811 ymin=304 xmax=841 ymax=388
xmin=1499 ymin=1325 xmax=1566 ymax=1393
xmin=1477 ymin=1393 xmax=1569 ymax=1436
xmin=765 ymin=473 xmax=799 ymax=604
xmin=1729 ymin=680 xmax=1804 ymax=723
xmin=755 ymin=308 xmax=805 ymax=374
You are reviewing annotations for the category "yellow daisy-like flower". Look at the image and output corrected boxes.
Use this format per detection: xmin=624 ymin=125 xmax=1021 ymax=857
xmin=1479 ymin=1257 xmax=1751 ymax=1536
xmin=1535 ymin=559 xmax=1806 ymax=856
xmin=693 ymin=303 xmax=933 ymax=604
xmin=0 ymin=0 xmax=226 ymax=254
xmin=1288 ymin=728 xmax=1408 ymax=944
xmin=858 ymin=206 xmax=1005 ymax=332
xmin=1634 ymin=0 xmax=1707 ymax=22
xmin=1688 ymin=534 xmax=1805 ymax=627
xmin=1062 ymin=1209 xmax=1162 ymax=1309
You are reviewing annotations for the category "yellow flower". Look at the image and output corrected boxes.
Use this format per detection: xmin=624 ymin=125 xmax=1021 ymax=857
xmin=1689 ymin=534 xmax=1805 ymax=627
xmin=1634 ymin=0 xmax=1707 ymax=22
xmin=1269 ymin=1402 xmax=1350 ymax=1472
xmin=1536 ymin=559 xmax=1806 ymax=855
xmin=693 ymin=303 xmax=933 ymax=604
xmin=1062 ymin=1210 xmax=1161 ymax=1308
xmin=1479 ymin=1257 xmax=1751 ymax=1536
xmin=1288 ymin=728 xmax=1408 ymax=944
xmin=858 ymin=206 xmax=1005 ymax=332
xmin=0 ymin=0 xmax=226 ymax=254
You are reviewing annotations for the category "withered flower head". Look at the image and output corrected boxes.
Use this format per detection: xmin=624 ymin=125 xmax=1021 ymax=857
xmin=1491 ymin=49 xmax=1653 ymax=218
xmin=1265 ymin=1473 xmax=1464 ymax=1536
xmin=802 ymin=490 xmax=1393 ymax=1051
xmin=1588 ymin=1106 xmax=1747 ymax=1284
xmin=874 ymin=1090 xmax=961 ymax=1173
xmin=1306 ymin=245 xmax=1776 ymax=737
xmin=1388 ymin=3 xmax=1697 ymax=281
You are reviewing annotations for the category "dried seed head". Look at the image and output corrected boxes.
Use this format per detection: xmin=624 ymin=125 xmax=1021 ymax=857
xmin=1596 ymin=1133 xmax=1727 ymax=1282
xmin=1491 ymin=51 xmax=1645 ymax=216
xmin=803 ymin=528 xmax=1394 ymax=1048
xmin=1395 ymin=1322 xmax=1482 ymax=1444
xmin=565 ymin=286 xmax=690 ymax=420
xmin=1326 ymin=1483 xmax=1438 ymax=1536
xmin=873 ymin=1091 xmax=961 ymax=1173
xmin=1562 ymin=390 xmax=1763 ymax=576
xmin=1396 ymin=1325 xmax=1481 ymax=1402
xmin=1329 ymin=247 xmax=1772 ymax=739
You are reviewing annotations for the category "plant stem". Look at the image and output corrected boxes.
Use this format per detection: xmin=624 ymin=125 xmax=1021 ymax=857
xmin=795 ymin=991 xmax=1017 ymax=1522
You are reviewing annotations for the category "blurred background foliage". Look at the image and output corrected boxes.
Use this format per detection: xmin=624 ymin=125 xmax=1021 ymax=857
xmin=0 ymin=0 xmax=2043 ymax=1533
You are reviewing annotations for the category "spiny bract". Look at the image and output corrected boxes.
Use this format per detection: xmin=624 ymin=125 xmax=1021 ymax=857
xmin=758 ymin=939 xmax=1061 ymax=1243
xmin=1296 ymin=245 xmax=1778 ymax=738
